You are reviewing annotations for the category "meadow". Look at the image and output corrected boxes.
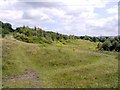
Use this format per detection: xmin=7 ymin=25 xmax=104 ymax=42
xmin=2 ymin=36 xmax=118 ymax=88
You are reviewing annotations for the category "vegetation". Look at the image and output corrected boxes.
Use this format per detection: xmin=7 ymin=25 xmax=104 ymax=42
xmin=0 ymin=21 xmax=14 ymax=35
xmin=2 ymin=36 xmax=118 ymax=88
xmin=1 ymin=21 xmax=119 ymax=88
xmin=0 ymin=21 xmax=120 ymax=52
xmin=79 ymin=35 xmax=120 ymax=52
xmin=13 ymin=26 xmax=76 ymax=44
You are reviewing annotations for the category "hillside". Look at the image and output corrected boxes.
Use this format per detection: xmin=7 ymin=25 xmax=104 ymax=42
xmin=1 ymin=21 xmax=120 ymax=52
xmin=2 ymin=36 xmax=118 ymax=88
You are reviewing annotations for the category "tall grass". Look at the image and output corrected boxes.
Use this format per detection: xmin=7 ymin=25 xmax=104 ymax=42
xmin=2 ymin=38 xmax=118 ymax=88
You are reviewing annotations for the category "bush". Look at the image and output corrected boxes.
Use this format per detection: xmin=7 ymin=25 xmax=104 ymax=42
xmin=102 ymin=41 xmax=111 ymax=51
xmin=97 ymin=43 xmax=102 ymax=50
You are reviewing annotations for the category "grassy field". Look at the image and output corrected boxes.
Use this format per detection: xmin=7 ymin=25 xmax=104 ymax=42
xmin=2 ymin=36 xmax=118 ymax=88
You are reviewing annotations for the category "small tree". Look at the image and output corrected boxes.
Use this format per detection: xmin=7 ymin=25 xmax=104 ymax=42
xmin=102 ymin=40 xmax=111 ymax=51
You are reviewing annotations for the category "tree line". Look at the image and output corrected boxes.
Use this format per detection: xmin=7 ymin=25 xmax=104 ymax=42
xmin=0 ymin=21 xmax=120 ymax=52
xmin=0 ymin=21 xmax=76 ymax=44
xmin=0 ymin=21 xmax=14 ymax=37
xmin=78 ymin=35 xmax=120 ymax=52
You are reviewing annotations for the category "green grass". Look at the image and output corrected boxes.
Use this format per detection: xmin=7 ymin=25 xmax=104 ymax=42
xmin=2 ymin=37 xmax=118 ymax=88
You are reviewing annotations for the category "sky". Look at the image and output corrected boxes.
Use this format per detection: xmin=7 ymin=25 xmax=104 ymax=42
xmin=0 ymin=0 xmax=119 ymax=36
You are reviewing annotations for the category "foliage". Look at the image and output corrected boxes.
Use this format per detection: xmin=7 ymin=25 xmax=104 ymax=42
xmin=14 ymin=26 xmax=76 ymax=44
xmin=1 ymin=21 xmax=120 ymax=52
xmin=79 ymin=35 xmax=120 ymax=52
xmin=0 ymin=21 xmax=14 ymax=38
xmin=100 ymin=37 xmax=120 ymax=52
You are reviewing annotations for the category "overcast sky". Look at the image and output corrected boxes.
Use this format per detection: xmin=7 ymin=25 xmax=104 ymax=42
xmin=0 ymin=0 xmax=119 ymax=36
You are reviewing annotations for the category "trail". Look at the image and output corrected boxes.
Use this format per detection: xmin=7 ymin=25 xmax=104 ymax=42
xmin=10 ymin=35 xmax=39 ymax=46
xmin=4 ymin=69 xmax=39 ymax=82
xmin=3 ymin=69 xmax=41 ymax=88
xmin=4 ymin=35 xmax=42 ymax=88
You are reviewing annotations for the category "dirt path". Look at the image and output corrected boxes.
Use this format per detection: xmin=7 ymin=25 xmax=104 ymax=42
xmin=5 ymin=69 xmax=39 ymax=82
xmin=3 ymin=35 xmax=42 ymax=88
xmin=3 ymin=69 xmax=41 ymax=88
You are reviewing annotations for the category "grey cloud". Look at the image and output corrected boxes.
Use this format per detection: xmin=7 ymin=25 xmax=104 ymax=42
xmin=8 ymin=1 xmax=65 ymax=11
xmin=24 ymin=2 xmax=64 ymax=8
xmin=22 ymin=12 xmax=49 ymax=21
xmin=22 ymin=11 xmax=35 ymax=20
xmin=13 ymin=1 xmax=65 ymax=10
xmin=66 ymin=10 xmax=82 ymax=17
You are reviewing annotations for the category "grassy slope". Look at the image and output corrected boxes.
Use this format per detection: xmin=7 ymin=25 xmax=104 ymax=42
xmin=2 ymin=37 xmax=118 ymax=88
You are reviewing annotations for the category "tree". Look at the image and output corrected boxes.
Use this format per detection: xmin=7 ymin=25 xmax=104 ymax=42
xmin=92 ymin=37 xmax=98 ymax=42
xmin=34 ymin=26 xmax=37 ymax=30
xmin=115 ymin=42 xmax=120 ymax=52
xmin=109 ymin=41 xmax=118 ymax=51
xmin=3 ymin=23 xmax=13 ymax=32
xmin=102 ymin=40 xmax=112 ymax=51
